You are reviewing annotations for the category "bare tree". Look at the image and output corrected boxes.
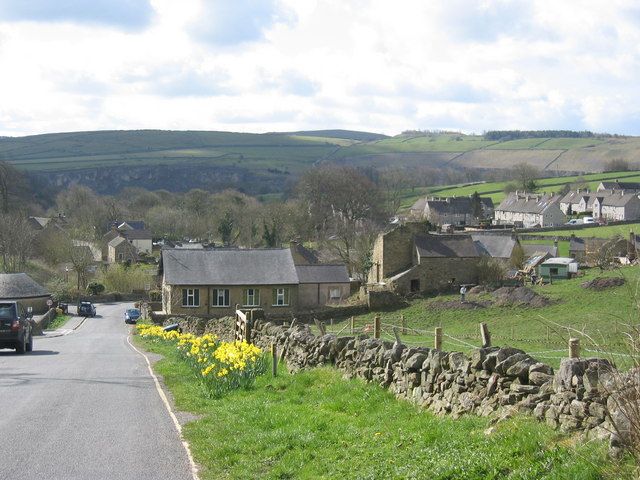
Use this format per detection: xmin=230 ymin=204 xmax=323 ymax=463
xmin=0 ymin=214 xmax=36 ymax=272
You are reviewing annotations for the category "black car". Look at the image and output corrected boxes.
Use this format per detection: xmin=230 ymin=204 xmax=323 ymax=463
xmin=78 ymin=301 xmax=97 ymax=317
xmin=124 ymin=308 xmax=141 ymax=324
xmin=0 ymin=301 xmax=33 ymax=354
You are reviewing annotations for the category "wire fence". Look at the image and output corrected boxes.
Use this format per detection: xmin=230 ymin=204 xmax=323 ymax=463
xmin=309 ymin=314 xmax=639 ymax=364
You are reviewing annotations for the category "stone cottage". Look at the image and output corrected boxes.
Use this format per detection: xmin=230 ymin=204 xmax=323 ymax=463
xmin=159 ymin=245 xmax=350 ymax=318
xmin=494 ymin=192 xmax=566 ymax=228
xmin=409 ymin=195 xmax=494 ymax=226
xmin=368 ymin=223 xmax=481 ymax=294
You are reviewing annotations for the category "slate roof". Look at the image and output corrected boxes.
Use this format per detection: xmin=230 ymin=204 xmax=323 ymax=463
xmin=496 ymin=192 xmax=561 ymax=214
xmin=592 ymin=192 xmax=639 ymax=207
xmin=414 ymin=234 xmax=480 ymax=258
xmin=295 ymin=265 xmax=350 ymax=284
xmin=109 ymin=236 xmax=129 ymax=247
xmin=471 ymin=234 xmax=517 ymax=259
xmin=599 ymin=181 xmax=640 ymax=191
xmin=522 ymin=244 xmax=558 ymax=257
xmin=559 ymin=191 xmax=591 ymax=205
xmin=122 ymin=229 xmax=152 ymax=240
xmin=412 ymin=196 xmax=494 ymax=216
xmin=162 ymin=248 xmax=299 ymax=286
xmin=102 ymin=230 xmax=121 ymax=244
xmin=109 ymin=220 xmax=146 ymax=230
xmin=0 ymin=273 xmax=49 ymax=299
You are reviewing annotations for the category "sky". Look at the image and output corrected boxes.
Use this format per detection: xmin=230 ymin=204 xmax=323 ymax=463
xmin=0 ymin=0 xmax=639 ymax=137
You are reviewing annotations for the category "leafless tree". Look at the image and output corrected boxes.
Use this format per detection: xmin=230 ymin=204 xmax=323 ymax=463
xmin=0 ymin=214 xmax=37 ymax=272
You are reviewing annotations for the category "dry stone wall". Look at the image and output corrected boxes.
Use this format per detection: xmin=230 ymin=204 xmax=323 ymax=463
xmin=249 ymin=319 xmax=616 ymax=444
xmin=165 ymin=315 xmax=622 ymax=450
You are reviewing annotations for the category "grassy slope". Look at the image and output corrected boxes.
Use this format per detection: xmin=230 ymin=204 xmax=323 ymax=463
xmin=326 ymin=266 xmax=640 ymax=369
xmin=136 ymin=337 xmax=634 ymax=479
xmin=2 ymin=130 xmax=640 ymax=177
xmin=535 ymin=223 xmax=640 ymax=239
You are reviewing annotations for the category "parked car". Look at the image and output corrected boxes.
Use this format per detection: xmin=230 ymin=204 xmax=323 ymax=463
xmin=0 ymin=301 xmax=33 ymax=354
xmin=124 ymin=308 xmax=141 ymax=324
xmin=78 ymin=301 xmax=97 ymax=317
xmin=583 ymin=216 xmax=596 ymax=224
xmin=565 ymin=219 xmax=580 ymax=225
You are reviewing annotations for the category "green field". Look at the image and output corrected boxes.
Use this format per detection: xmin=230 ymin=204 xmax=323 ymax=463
xmin=322 ymin=266 xmax=640 ymax=369
xmin=536 ymin=223 xmax=640 ymax=239
xmin=136 ymin=337 xmax=635 ymax=479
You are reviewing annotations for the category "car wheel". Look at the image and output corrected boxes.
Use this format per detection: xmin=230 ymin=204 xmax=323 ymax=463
xmin=26 ymin=334 xmax=33 ymax=352
xmin=16 ymin=336 xmax=26 ymax=354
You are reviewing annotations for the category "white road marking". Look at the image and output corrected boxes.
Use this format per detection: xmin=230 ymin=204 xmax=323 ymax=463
xmin=127 ymin=335 xmax=200 ymax=480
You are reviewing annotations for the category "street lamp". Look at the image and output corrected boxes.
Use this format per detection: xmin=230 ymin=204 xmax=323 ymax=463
xmin=65 ymin=266 xmax=69 ymax=282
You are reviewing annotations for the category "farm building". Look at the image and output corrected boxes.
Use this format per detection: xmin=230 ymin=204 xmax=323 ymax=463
xmin=538 ymin=257 xmax=578 ymax=280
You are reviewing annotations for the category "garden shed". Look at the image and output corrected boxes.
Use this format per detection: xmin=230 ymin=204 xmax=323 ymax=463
xmin=538 ymin=257 xmax=579 ymax=280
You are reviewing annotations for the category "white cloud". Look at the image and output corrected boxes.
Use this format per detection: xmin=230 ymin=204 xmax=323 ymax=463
xmin=0 ymin=0 xmax=639 ymax=136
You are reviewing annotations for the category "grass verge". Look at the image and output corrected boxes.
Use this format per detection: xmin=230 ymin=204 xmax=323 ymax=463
xmin=134 ymin=335 xmax=636 ymax=479
xmin=46 ymin=313 xmax=71 ymax=330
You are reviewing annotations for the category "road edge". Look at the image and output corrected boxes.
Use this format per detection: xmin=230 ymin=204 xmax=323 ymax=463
xmin=126 ymin=335 xmax=200 ymax=480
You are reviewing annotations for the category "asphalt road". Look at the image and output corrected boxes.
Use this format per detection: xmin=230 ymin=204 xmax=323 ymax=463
xmin=0 ymin=302 xmax=196 ymax=480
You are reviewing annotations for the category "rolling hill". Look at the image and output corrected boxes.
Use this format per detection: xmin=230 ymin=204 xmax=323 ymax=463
xmin=1 ymin=130 xmax=639 ymax=194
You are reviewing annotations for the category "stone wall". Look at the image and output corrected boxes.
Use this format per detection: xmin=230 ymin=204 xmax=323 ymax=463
xmin=247 ymin=319 xmax=615 ymax=443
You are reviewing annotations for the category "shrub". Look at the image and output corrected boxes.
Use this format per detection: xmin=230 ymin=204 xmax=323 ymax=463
xmin=86 ymin=282 xmax=105 ymax=295
xmin=476 ymin=257 xmax=507 ymax=286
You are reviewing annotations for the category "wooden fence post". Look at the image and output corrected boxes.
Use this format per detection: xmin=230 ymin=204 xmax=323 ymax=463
xmin=435 ymin=327 xmax=442 ymax=350
xmin=480 ymin=323 xmax=491 ymax=348
xmin=350 ymin=316 xmax=354 ymax=335
xmin=401 ymin=314 xmax=407 ymax=335
xmin=569 ymin=338 xmax=580 ymax=358
xmin=271 ymin=343 xmax=278 ymax=377
xmin=373 ymin=315 xmax=381 ymax=339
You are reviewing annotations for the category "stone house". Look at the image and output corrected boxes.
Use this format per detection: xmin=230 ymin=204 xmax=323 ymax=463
xmin=107 ymin=236 xmax=138 ymax=264
xmin=409 ymin=195 xmax=494 ymax=226
xmin=591 ymin=191 xmax=640 ymax=221
xmin=494 ymin=192 xmax=565 ymax=228
xmin=368 ymin=224 xmax=481 ymax=294
xmin=559 ymin=190 xmax=592 ymax=215
xmin=159 ymin=246 xmax=350 ymax=317
xmin=102 ymin=226 xmax=152 ymax=263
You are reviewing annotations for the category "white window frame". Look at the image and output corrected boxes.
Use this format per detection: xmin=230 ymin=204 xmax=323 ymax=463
xmin=182 ymin=288 xmax=200 ymax=307
xmin=329 ymin=287 xmax=341 ymax=300
xmin=244 ymin=288 xmax=260 ymax=307
xmin=212 ymin=288 xmax=230 ymax=307
xmin=273 ymin=287 xmax=289 ymax=306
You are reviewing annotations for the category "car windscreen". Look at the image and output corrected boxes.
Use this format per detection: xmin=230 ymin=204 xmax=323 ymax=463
xmin=0 ymin=303 xmax=16 ymax=319
xmin=127 ymin=309 xmax=140 ymax=316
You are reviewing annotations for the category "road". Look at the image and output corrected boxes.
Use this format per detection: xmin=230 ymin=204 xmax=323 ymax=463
xmin=0 ymin=302 xmax=196 ymax=480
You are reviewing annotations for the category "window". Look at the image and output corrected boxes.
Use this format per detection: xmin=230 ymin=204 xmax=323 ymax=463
xmin=118 ymin=253 xmax=124 ymax=261
xmin=212 ymin=289 xmax=230 ymax=307
xmin=550 ymin=268 xmax=559 ymax=276
xmin=329 ymin=287 xmax=341 ymax=300
xmin=243 ymin=288 xmax=260 ymax=307
xmin=272 ymin=287 xmax=290 ymax=306
xmin=410 ymin=279 xmax=420 ymax=292
xmin=182 ymin=288 xmax=200 ymax=307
